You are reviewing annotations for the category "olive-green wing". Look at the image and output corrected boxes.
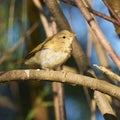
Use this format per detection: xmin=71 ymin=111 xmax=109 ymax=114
xmin=25 ymin=36 xmax=53 ymax=59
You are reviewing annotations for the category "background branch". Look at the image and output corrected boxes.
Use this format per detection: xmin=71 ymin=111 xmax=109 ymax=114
xmin=0 ymin=22 xmax=39 ymax=64
xmin=74 ymin=0 xmax=120 ymax=70
xmin=103 ymin=0 xmax=120 ymax=23
xmin=60 ymin=0 xmax=120 ymax=27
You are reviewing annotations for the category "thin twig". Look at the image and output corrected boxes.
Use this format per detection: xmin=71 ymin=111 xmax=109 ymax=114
xmin=9 ymin=22 xmax=39 ymax=53
xmin=103 ymin=0 xmax=120 ymax=23
xmin=77 ymin=1 xmax=118 ymax=119
xmin=94 ymin=64 xmax=120 ymax=83
xmin=74 ymin=0 xmax=120 ymax=70
xmin=60 ymin=0 xmax=120 ymax=27
xmin=33 ymin=0 xmax=53 ymax=36
xmin=0 ymin=22 xmax=39 ymax=64
xmin=88 ymin=7 xmax=120 ymax=26
xmin=89 ymin=29 xmax=110 ymax=66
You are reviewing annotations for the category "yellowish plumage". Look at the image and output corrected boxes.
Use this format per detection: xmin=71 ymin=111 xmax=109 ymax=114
xmin=25 ymin=30 xmax=75 ymax=69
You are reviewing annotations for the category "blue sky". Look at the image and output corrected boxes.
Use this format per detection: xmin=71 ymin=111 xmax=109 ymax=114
xmin=60 ymin=0 xmax=120 ymax=74
xmin=60 ymin=1 xmax=120 ymax=119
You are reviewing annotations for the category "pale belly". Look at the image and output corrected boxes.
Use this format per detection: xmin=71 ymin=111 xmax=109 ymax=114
xmin=26 ymin=49 xmax=71 ymax=69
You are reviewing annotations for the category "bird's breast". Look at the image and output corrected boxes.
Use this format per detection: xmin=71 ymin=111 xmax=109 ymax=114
xmin=37 ymin=48 xmax=71 ymax=69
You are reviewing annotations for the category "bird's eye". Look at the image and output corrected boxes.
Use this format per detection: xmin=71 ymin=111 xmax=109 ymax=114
xmin=62 ymin=36 xmax=66 ymax=39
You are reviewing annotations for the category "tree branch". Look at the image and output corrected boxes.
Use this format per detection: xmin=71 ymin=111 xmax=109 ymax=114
xmin=94 ymin=91 xmax=117 ymax=119
xmin=60 ymin=0 xmax=120 ymax=27
xmin=74 ymin=0 xmax=120 ymax=70
xmin=103 ymin=0 xmax=120 ymax=23
xmin=0 ymin=69 xmax=120 ymax=100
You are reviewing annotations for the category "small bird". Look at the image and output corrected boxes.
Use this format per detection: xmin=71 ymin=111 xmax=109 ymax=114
xmin=24 ymin=30 xmax=75 ymax=69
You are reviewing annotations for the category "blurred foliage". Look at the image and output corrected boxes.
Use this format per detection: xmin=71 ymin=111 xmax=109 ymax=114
xmin=0 ymin=1 xmax=10 ymax=51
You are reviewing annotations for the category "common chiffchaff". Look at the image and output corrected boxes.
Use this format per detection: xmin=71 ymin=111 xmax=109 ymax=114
xmin=25 ymin=30 xmax=75 ymax=69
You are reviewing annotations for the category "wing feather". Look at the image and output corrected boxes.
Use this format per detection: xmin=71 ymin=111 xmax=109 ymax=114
xmin=25 ymin=36 xmax=53 ymax=59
